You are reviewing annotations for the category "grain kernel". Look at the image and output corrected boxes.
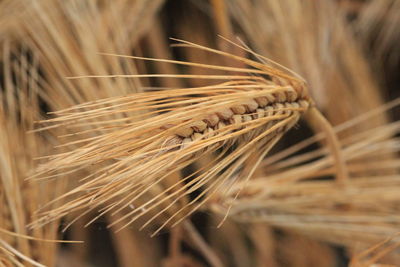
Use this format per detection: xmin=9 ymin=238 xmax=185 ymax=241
xmin=265 ymin=93 xmax=275 ymax=102
xmin=255 ymin=97 xmax=268 ymax=107
xmin=164 ymin=136 xmax=183 ymax=150
xmin=243 ymin=99 xmax=258 ymax=112
xmin=230 ymin=114 xmax=242 ymax=125
xmin=231 ymin=105 xmax=246 ymax=114
xmin=203 ymin=127 xmax=215 ymax=136
xmin=273 ymin=91 xmax=286 ymax=102
xmin=264 ymin=106 xmax=274 ymax=117
xmin=175 ymin=127 xmax=193 ymax=138
xmin=182 ymin=137 xmax=192 ymax=148
xmin=190 ymin=121 xmax=207 ymax=132
xmin=216 ymin=108 xmax=234 ymax=120
xmin=299 ymin=100 xmax=309 ymax=109
xmin=286 ymin=88 xmax=298 ymax=102
xmin=216 ymin=120 xmax=226 ymax=130
xmin=274 ymin=103 xmax=285 ymax=116
xmin=284 ymin=103 xmax=293 ymax=115
xmin=256 ymin=108 xmax=265 ymax=119
xmin=191 ymin=132 xmax=203 ymax=141
xmin=204 ymin=114 xmax=219 ymax=127
xmin=243 ymin=114 xmax=252 ymax=123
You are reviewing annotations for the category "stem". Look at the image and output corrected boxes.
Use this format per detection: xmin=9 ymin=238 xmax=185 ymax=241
xmin=168 ymin=225 xmax=182 ymax=267
xmin=306 ymin=107 xmax=349 ymax=185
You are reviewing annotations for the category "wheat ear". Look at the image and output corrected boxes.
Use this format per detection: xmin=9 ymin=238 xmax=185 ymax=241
xmin=30 ymin=38 xmax=346 ymax=235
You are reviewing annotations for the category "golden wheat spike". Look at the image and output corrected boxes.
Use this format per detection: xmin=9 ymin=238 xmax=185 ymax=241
xmin=30 ymin=38 xmax=347 ymax=235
